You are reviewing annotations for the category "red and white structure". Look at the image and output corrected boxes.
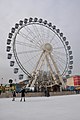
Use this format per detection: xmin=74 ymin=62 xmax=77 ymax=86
xmin=66 ymin=75 xmax=80 ymax=87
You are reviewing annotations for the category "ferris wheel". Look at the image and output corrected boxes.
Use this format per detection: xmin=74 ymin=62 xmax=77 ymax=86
xmin=6 ymin=17 xmax=73 ymax=87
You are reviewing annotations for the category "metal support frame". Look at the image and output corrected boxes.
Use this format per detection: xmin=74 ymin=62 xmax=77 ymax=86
xmin=29 ymin=46 xmax=65 ymax=88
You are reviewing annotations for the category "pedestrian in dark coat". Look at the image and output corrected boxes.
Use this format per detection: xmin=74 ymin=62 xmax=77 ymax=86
xmin=44 ymin=87 xmax=50 ymax=97
xmin=12 ymin=90 xmax=16 ymax=101
xmin=46 ymin=89 xmax=50 ymax=97
xmin=20 ymin=88 xmax=26 ymax=102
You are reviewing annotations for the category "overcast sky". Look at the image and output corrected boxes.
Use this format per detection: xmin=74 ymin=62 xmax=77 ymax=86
xmin=0 ymin=0 xmax=80 ymax=83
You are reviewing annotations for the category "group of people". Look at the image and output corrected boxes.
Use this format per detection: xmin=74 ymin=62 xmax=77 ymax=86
xmin=12 ymin=86 xmax=50 ymax=101
xmin=12 ymin=87 xmax=26 ymax=102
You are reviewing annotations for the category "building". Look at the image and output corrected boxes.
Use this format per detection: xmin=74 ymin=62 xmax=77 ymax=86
xmin=66 ymin=75 xmax=80 ymax=87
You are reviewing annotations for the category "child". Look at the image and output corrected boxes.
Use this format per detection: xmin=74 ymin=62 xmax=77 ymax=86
xmin=12 ymin=90 xmax=16 ymax=101
xmin=20 ymin=88 xmax=26 ymax=102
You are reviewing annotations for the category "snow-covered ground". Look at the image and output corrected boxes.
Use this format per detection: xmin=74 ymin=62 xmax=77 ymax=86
xmin=0 ymin=94 xmax=80 ymax=120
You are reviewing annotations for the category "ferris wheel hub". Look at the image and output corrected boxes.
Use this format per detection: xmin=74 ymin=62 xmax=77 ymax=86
xmin=43 ymin=43 xmax=52 ymax=52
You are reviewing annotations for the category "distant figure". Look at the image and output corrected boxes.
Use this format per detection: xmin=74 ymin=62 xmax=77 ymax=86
xmin=20 ymin=88 xmax=26 ymax=102
xmin=44 ymin=87 xmax=50 ymax=97
xmin=75 ymin=89 xmax=79 ymax=94
xmin=12 ymin=90 xmax=16 ymax=101
xmin=0 ymin=89 xmax=2 ymax=95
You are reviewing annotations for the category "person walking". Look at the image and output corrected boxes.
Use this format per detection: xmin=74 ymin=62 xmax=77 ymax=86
xmin=44 ymin=87 xmax=50 ymax=97
xmin=12 ymin=90 xmax=16 ymax=101
xmin=20 ymin=87 xmax=26 ymax=102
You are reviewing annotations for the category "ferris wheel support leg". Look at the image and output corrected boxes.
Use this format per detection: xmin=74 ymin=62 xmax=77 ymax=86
xmin=30 ymin=52 xmax=46 ymax=87
xmin=33 ymin=52 xmax=46 ymax=75
xmin=33 ymin=52 xmax=44 ymax=74
xmin=49 ymin=53 xmax=65 ymax=88
xmin=45 ymin=54 xmax=56 ymax=84
xmin=30 ymin=75 xmax=37 ymax=87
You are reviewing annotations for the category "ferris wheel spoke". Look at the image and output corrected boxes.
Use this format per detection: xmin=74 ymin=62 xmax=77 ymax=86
xmin=53 ymin=47 xmax=64 ymax=49
xmin=23 ymin=52 xmax=41 ymax=68
xmin=52 ymin=52 xmax=66 ymax=65
xmin=46 ymin=29 xmax=52 ymax=43
xmin=53 ymin=53 xmax=67 ymax=63
xmin=19 ymin=31 xmax=33 ymax=42
xmin=22 ymin=59 xmax=34 ymax=72
xmin=16 ymin=40 xmax=39 ymax=49
xmin=50 ymin=57 xmax=65 ymax=74
xmin=24 ymin=26 xmax=36 ymax=38
xmin=53 ymin=60 xmax=67 ymax=75
xmin=56 ymin=58 xmax=66 ymax=72
xmin=56 ymin=57 xmax=66 ymax=67
xmin=18 ymin=49 xmax=42 ymax=54
xmin=49 ymin=33 xmax=56 ymax=43
xmin=32 ymin=24 xmax=44 ymax=46
xmin=55 ymin=62 xmax=65 ymax=74
xmin=45 ymin=26 xmax=50 ymax=43
xmin=19 ymin=31 xmax=40 ymax=48
xmin=53 ymin=50 xmax=66 ymax=56
xmin=18 ymin=31 xmax=41 ymax=49
xmin=25 ymin=25 xmax=42 ymax=47
xmin=40 ymin=25 xmax=45 ymax=44
xmin=52 ymin=40 xmax=61 ymax=47
xmin=43 ymin=27 xmax=51 ymax=44
xmin=50 ymin=55 xmax=66 ymax=73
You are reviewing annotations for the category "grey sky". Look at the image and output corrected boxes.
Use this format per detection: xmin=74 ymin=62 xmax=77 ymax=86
xmin=0 ymin=0 xmax=80 ymax=83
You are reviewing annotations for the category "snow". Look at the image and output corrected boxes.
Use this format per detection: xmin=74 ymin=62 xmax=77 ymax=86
xmin=0 ymin=94 xmax=80 ymax=120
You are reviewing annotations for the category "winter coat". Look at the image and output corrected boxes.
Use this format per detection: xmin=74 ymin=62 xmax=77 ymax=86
xmin=12 ymin=91 xmax=16 ymax=97
xmin=21 ymin=89 xmax=25 ymax=97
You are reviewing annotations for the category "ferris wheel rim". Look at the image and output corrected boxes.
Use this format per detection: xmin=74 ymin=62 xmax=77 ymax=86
xmin=6 ymin=17 xmax=73 ymax=78
xmin=13 ymin=22 xmax=68 ymax=76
